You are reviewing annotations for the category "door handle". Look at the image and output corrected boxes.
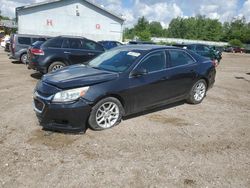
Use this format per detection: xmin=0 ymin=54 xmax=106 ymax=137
xmin=64 ymin=51 xmax=71 ymax=54
xmin=88 ymin=52 xmax=95 ymax=55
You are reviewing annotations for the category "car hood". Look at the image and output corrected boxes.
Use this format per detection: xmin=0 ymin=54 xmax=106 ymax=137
xmin=42 ymin=64 xmax=119 ymax=89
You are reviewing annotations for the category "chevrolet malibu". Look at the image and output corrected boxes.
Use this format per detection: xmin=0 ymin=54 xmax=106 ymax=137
xmin=33 ymin=45 xmax=216 ymax=133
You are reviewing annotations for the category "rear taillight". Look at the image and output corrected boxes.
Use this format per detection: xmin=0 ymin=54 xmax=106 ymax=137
xmin=31 ymin=48 xmax=44 ymax=55
xmin=212 ymin=59 xmax=218 ymax=67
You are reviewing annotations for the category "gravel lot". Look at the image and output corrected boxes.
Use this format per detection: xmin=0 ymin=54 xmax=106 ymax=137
xmin=0 ymin=48 xmax=249 ymax=188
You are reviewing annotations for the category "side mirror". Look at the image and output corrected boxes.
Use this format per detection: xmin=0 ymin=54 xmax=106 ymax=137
xmin=130 ymin=68 xmax=148 ymax=77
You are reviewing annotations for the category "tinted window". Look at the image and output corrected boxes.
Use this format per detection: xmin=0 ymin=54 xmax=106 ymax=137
xmin=137 ymin=51 xmax=166 ymax=72
xmin=32 ymin=38 xmax=46 ymax=43
xmin=196 ymin=45 xmax=205 ymax=51
xmin=62 ymin=39 xmax=70 ymax=48
xmin=18 ymin=37 xmax=31 ymax=45
xmin=84 ymin=40 xmax=104 ymax=51
xmin=169 ymin=50 xmax=195 ymax=67
xmin=69 ymin=38 xmax=83 ymax=49
xmin=43 ymin=37 xmax=63 ymax=48
xmin=187 ymin=45 xmax=195 ymax=50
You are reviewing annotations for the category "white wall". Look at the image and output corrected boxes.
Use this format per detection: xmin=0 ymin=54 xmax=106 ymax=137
xmin=17 ymin=0 xmax=123 ymax=41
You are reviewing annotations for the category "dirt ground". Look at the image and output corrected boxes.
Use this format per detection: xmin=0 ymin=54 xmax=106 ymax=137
xmin=0 ymin=48 xmax=249 ymax=188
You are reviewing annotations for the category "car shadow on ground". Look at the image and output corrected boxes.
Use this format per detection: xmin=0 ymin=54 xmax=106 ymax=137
xmin=11 ymin=60 xmax=21 ymax=64
xmin=30 ymin=72 xmax=43 ymax=80
xmin=123 ymin=100 xmax=186 ymax=120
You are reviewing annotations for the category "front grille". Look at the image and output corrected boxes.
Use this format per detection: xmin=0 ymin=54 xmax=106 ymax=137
xmin=34 ymin=98 xmax=45 ymax=113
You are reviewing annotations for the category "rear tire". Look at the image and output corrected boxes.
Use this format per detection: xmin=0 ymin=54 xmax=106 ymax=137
xmin=48 ymin=61 xmax=66 ymax=73
xmin=20 ymin=53 xmax=27 ymax=64
xmin=88 ymin=97 xmax=124 ymax=131
xmin=187 ymin=79 xmax=207 ymax=104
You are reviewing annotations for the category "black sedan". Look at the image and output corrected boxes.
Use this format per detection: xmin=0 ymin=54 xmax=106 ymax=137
xmin=33 ymin=45 xmax=216 ymax=133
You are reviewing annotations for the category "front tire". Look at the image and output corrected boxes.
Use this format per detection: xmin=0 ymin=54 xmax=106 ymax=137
xmin=88 ymin=97 xmax=124 ymax=130
xmin=48 ymin=61 xmax=66 ymax=73
xmin=187 ymin=79 xmax=207 ymax=104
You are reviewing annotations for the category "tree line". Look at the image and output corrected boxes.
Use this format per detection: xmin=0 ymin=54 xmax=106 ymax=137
xmin=124 ymin=16 xmax=250 ymax=46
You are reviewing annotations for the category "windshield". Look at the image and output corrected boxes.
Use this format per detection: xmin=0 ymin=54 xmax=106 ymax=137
xmin=88 ymin=49 xmax=141 ymax=72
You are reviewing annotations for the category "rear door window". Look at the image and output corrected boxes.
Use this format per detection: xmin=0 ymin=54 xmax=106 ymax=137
xmin=196 ymin=45 xmax=205 ymax=51
xmin=18 ymin=37 xmax=31 ymax=45
xmin=168 ymin=50 xmax=195 ymax=67
xmin=69 ymin=38 xmax=83 ymax=49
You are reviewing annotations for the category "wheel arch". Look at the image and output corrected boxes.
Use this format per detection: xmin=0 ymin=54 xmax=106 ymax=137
xmin=200 ymin=77 xmax=209 ymax=87
xmin=93 ymin=94 xmax=126 ymax=114
xmin=19 ymin=51 xmax=27 ymax=61
xmin=46 ymin=58 xmax=69 ymax=72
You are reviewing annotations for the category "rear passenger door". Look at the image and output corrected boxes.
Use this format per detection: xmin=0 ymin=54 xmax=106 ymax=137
xmin=165 ymin=49 xmax=198 ymax=99
xmin=62 ymin=38 xmax=87 ymax=64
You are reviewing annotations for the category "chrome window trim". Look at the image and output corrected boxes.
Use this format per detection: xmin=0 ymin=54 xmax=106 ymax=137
xmin=129 ymin=49 xmax=197 ymax=78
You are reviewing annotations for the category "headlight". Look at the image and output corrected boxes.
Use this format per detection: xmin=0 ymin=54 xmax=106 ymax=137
xmin=52 ymin=87 xmax=89 ymax=103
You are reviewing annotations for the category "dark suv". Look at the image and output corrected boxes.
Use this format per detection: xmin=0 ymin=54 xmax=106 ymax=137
xmin=186 ymin=44 xmax=222 ymax=63
xmin=28 ymin=36 xmax=105 ymax=73
xmin=10 ymin=34 xmax=49 ymax=64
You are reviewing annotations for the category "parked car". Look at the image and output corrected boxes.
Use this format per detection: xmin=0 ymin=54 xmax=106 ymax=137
xmin=0 ymin=35 xmax=10 ymax=48
xmin=128 ymin=41 xmax=156 ymax=45
xmin=28 ymin=36 xmax=105 ymax=73
xmin=186 ymin=44 xmax=222 ymax=63
xmin=33 ymin=45 xmax=216 ymax=133
xmin=98 ymin=40 xmax=123 ymax=50
xmin=233 ymin=47 xmax=246 ymax=53
xmin=9 ymin=34 xmax=50 ymax=64
xmin=4 ymin=40 xmax=10 ymax=52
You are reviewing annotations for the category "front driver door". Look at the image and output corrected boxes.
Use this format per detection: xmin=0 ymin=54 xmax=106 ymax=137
xmin=128 ymin=50 xmax=168 ymax=112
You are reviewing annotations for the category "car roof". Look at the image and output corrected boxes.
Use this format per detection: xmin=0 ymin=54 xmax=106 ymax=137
xmin=57 ymin=35 xmax=86 ymax=39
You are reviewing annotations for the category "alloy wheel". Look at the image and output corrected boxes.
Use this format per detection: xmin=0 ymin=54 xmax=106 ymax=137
xmin=96 ymin=102 xmax=119 ymax=128
xmin=52 ymin=64 xmax=64 ymax=72
xmin=194 ymin=82 xmax=206 ymax=101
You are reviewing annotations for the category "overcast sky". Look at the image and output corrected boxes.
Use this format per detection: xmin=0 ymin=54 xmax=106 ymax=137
xmin=0 ymin=0 xmax=250 ymax=27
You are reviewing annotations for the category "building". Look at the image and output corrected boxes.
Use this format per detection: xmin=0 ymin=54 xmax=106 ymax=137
xmin=16 ymin=0 xmax=125 ymax=41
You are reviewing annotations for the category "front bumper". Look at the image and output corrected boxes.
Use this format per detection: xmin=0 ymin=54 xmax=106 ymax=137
xmin=33 ymin=92 xmax=92 ymax=132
